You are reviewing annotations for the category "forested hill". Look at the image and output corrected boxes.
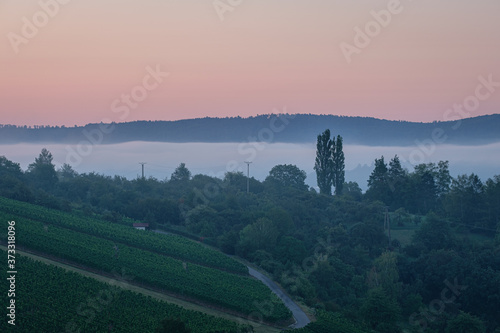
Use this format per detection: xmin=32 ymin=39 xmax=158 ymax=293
xmin=1 ymin=113 xmax=500 ymax=146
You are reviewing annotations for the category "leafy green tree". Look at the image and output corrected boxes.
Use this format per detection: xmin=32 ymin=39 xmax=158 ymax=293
xmin=388 ymin=155 xmax=405 ymax=182
xmin=57 ymin=163 xmax=78 ymax=181
xmin=238 ymin=217 xmax=279 ymax=256
xmin=366 ymin=156 xmax=390 ymax=204
xmin=310 ymin=258 xmax=355 ymax=303
xmin=265 ymin=164 xmax=307 ymax=190
xmin=170 ymin=163 xmax=191 ymax=182
xmin=412 ymin=212 xmax=454 ymax=251
xmin=292 ymin=310 xmax=369 ymax=333
xmin=223 ymin=171 xmax=247 ymax=192
xmin=444 ymin=173 xmax=486 ymax=228
xmin=368 ymin=156 xmax=388 ymax=187
xmin=265 ymin=207 xmax=294 ymax=235
xmin=445 ymin=312 xmax=485 ymax=333
xmin=27 ymin=148 xmax=58 ymax=189
xmin=387 ymin=155 xmax=408 ymax=209
xmin=155 ymin=318 xmax=191 ymax=333
xmin=224 ymin=171 xmax=264 ymax=194
xmin=0 ymin=156 xmax=32 ymax=201
xmin=403 ymin=161 xmax=451 ymax=213
xmin=394 ymin=207 xmax=411 ymax=226
xmin=349 ymin=218 xmax=387 ymax=257
xmin=0 ymin=155 xmax=23 ymax=178
xmin=185 ymin=205 xmax=221 ymax=236
xmin=485 ymin=175 xmax=500 ymax=231
xmin=314 ymin=129 xmax=334 ymax=195
xmin=436 ymin=160 xmax=452 ymax=197
xmin=361 ymin=288 xmax=401 ymax=333
xmin=131 ymin=197 xmax=181 ymax=226
xmin=342 ymin=181 xmax=362 ymax=201
xmin=412 ymin=163 xmax=439 ymax=213
xmin=217 ymin=230 xmax=240 ymax=255
xmin=367 ymin=251 xmax=401 ymax=300
xmin=333 ymin=135 xmax=345 ymax=195
xmin=275 ymin=236 xmax=307 ymax=264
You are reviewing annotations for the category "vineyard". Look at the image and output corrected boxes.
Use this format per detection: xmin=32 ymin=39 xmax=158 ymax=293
xmin=0 ymin=250 xmax=252 ymax=333
xmin=291 ymin=311 xmax=368 ymax=333
xmin=0 ymin=196 xmax=247 ymax=274
xmin=0 ymin=198 xmax=292 ymax=323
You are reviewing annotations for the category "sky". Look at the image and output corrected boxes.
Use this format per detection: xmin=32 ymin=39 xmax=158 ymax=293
xmin=1 ymin=0 xmax=499 ymax=126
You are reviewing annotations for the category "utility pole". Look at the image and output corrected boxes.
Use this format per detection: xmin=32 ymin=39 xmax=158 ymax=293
xmin=139 ymin=162 xmax=146 ymax=179
xmin=245 ymin=161 xmax=252 ymax=193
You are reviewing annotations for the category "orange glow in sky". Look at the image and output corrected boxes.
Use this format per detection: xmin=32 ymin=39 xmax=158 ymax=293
xmin=1 ymin=0 xmax=499 ymax=126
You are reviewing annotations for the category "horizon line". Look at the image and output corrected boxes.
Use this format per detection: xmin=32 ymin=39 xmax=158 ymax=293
xmin=1 ymin=112 xmax=499 ymax=128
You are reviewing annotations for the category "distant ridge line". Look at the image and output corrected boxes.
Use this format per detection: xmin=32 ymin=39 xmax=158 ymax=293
xmin=1 ymin=113 xmax=499 ymax=146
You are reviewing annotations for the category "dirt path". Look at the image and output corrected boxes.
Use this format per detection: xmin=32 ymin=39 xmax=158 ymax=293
xmin=0 ymin=245 xmax=281 ymax=333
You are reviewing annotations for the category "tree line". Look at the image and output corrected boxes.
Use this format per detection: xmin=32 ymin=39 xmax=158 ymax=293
xmin=1 ymin=131 xmax=499 ymax=332
xmin=2 ymin=113 xmax=500 ymax=145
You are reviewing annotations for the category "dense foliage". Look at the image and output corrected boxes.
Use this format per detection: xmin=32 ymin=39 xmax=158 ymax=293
xmin=290 ymin=310 xmax=369 ymax=333
xmin=1 ymin=147 xmax=499 ymax=332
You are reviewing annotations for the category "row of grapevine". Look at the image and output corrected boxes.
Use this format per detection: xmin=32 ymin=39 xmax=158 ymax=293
xmin=0 ymin=196 xmax=247 ymax=274
xmin=0 ymin=250 xmax=252 ymax=333
xmin=0 ymin=215 xmax=292 ymax=322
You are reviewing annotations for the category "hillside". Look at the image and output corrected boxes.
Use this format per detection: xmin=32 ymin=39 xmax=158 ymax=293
xmin=1 ymin=114 xmax=500 ymax=146
xmin=0 ymin=250 xmax=251 ymax=333
xmin=0 ymin=149 xmax=499 ymax=332
xmin=0 ymin=197 xmax=293 ymax=331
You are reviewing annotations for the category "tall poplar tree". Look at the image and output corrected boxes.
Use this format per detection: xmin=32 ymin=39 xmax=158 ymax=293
xmin=314 ymin=130 xmax=345 ymax=195
xmin=314 ymin=130 xmax=334 ymax=195
xmin=333 ymin=135 xmax=345 ymax=195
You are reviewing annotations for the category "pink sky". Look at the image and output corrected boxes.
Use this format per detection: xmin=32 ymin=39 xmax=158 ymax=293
xmin=1 ymin=0 xmax=499 ymax=126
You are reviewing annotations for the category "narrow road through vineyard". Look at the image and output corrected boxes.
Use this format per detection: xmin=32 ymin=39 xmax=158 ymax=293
xmin=247 ymin=267 xmax=311 ymax=329
xmin=153 ymin=229 xmax=311 ymax=328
